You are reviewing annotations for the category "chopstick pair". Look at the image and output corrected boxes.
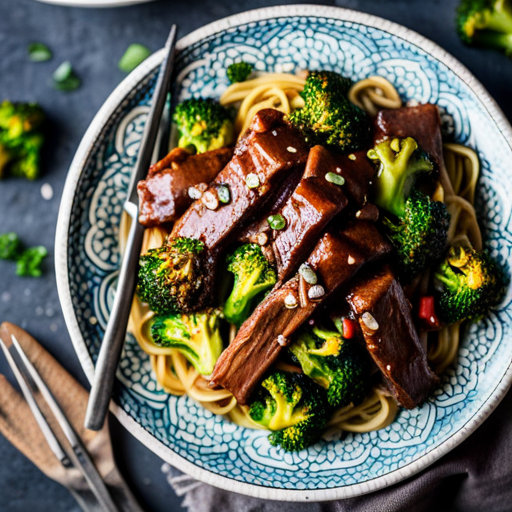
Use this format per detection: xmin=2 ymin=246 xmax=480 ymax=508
xmin=85 ymin=24 xmax=178 ymax=432
xmin=0 ymin=332 xmax=137 ymax=512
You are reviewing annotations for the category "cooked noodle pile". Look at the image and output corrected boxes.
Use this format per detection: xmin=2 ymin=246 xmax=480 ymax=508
xmin=123 ymin=71 xmax=482 ymax=436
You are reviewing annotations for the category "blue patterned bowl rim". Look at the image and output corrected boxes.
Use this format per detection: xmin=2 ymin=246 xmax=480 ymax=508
xmin=55 ymin=4 xmax=512 ymax=501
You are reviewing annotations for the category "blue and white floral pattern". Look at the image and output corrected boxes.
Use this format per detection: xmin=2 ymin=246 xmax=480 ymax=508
xmin=60 ymin=9 xmax=512 ymax=499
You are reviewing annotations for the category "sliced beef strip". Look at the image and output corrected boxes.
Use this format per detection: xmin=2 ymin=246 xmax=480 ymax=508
xmin=302 ymin=146 xmax=376 ymax=208
xmin=211 ymin=221 xmax=392 ymax=404
xmin=237 ymin=167 xmax=304 ymax=246
xmin=272 ymin=146 xmax=349 ymax=283
xmin=373 ymin=104 xmax=444 ymax=170
xmin=137 ymin=147 xmax=233 ymax=226
xmin=346 ymin=265 xmax=439 ymax=409
xmin=332 ymin=151 xmax=375 ymax=208
xmin=171 ymin=109 xmax=310 ymax=251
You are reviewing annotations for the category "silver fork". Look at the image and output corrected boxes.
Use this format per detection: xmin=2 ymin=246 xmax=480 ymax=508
xmin=0 ymin=334 xmax=143 ymax=512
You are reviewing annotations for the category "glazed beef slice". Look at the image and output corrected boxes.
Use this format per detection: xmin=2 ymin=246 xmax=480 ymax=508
xmin=374 ymin=104 xmax=443 ymax=169
xmin=137 ymin=147 xmax=233 ymax=226
xmin=346 ymin=265 xmax=439 ymax=409
xmin=171 ymin=109 xmax=309 ymax=251
xmin=272 ymin=146 xmax=350 ymax=283
xmin=211 ymin=221 xmax=392 ymax=404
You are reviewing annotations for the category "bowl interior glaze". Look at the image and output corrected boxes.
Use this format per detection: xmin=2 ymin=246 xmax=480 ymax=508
xmin=56 ymin=6 xmax=512 ymax=501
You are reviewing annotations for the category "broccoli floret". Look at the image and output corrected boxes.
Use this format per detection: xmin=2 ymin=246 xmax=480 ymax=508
xmin=288 ymin=325 xmax=369 ymax=409
xmin=0 ymin=101 xmax=45 ymax=180
xmin=382 ymin=189 xmax=450 ymax=281
xmin=368 ymin=137 xmax=434 ymax=218
xmin=0 ymin=232 xmax=22 ymax=260
xmin=138 ymin=237 xmax=206 ymax=315
xmin=16 ymin=246 xmax=47 ymax=277
xmin=248 ymin=370 xmax=329 ymax=451
xmin=151 ymin=309 xmax=223 ymax=375
xmin=227 ymin=62 xmax=253 ymax=83
xmin=224 ymin=244 xmax=277 ymax=326
xmin=457 ymin=0 xmax=512 ymax=56
xmin=286 ymin=70 xmax=370 ymax=152
xmin=173 ymin=98 xmax=235 ymax=154
xmin=434 ymin=244 xmax=505 ymax=323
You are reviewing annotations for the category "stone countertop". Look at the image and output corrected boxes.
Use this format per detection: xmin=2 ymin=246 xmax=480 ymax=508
xmin=0 ymin=0 xmax=511 ymax=511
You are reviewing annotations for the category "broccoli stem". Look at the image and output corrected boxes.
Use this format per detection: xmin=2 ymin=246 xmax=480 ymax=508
xmin=486 ymin=0 xmax=512 ymax=33
xmin=477 ymin=30 xmax=512 ymax=54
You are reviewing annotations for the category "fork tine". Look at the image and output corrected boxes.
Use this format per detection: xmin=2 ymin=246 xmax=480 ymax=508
xmin=0 ymin=336 xmax=72 ymax=467
xmin=9 ymin=335 xmax=119 ymax=512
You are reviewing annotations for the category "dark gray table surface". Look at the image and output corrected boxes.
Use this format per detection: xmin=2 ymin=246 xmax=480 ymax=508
xmin=0 ymin=0 xmax=511 ymax=511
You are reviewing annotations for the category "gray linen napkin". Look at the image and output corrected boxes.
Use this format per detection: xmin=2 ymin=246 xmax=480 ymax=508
xmin=162 ymin=388 xmax=512 ymax=512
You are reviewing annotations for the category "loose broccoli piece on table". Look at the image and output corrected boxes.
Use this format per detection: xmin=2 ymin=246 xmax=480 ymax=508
xmin=138 ymin=237 xmax=206 ymax=315
xmin=457 ymin=0 xmax=512 ymax=56
xmin=248 ymin=370 xmax=329 ymax=451
xmin=16 ymin=246 xmax=47 ymax=277
xmin=383 ymin=189 xmax=450 ymax=281
xmin=286 ymin=70 xmax=370 ymax=152
xmin=368 ymin=137 xmax=434 ymax=218
xmin=0 ymin=101 xmax=45 ymax=180
xmin=0 ymin=232 xmax=22 ymax=260
xmin=224 ymin=244 xmax=277 ymax=326
xmin=151 ymin=308 xmax=224 ymax=375
xmin=173 ymin=98 xmax=235 ymax=154
xmin=227 ymin=62 xmax=253 ymax=83
xmin=288 ymin=325 xmax=369 ymax=409
xmin=434 ymin=244 xmax=505 ymax=324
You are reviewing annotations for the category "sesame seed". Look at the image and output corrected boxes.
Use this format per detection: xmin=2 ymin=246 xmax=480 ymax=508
xmin=257 ymin=232 xmax=268 ymax=246
xmin=272 ymin=130 xmax=278 ymax=136
xmin=362 ymin=312 xmax=379 ymax=331
xmin=284 ymin=293 xmax=298 ymax=309
xmin=188 ymin=187 xmax=202 ymax=200
xmin=287 ymin=146 xmax=297 ymax=153
xmin=348 ymin=255 xmax=355 ymax=265
xmin=348 ymin=154 xmax=356 ymax=161
xmin=308 ymin=285 xmax=325 ymax=300
xmin=277 ymin=334 xmax=287 ymax=346
xmin=202 ymin=191 xmax=219 ymax=210
xmin=355 ymin=210 xmax=362 ymax=218
xmin=386 ymin=364 xmax=391 ymax=371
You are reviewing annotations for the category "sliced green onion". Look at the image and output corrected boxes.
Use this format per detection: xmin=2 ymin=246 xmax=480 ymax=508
xmin=245 ymin=173 xmax=260 ymax=189
xmin=217 ymin=185 xmax=231 ymax=204
xmin=52 ymin=61 xmax=81 ymax=91
xmin=16 ymin=246 xmax=48 ymax=277
xmin=118 ymin=44 xmax=151 ymax=73
xmin=325 ymin=172 xmax=345 ymax=186
xmin=268 ymin=214 xmax=286 ymax=230
xmin=28 ymin=43 xmax=52 ymax=62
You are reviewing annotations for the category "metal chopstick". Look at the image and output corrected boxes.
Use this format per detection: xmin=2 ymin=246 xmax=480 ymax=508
xmin=0 ymin=335 xmax=119 ymax=512
xmin=84 ymin=25 xmax=178 ymax=431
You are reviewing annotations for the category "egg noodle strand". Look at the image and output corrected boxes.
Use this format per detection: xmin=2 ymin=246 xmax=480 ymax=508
xmin=123 ymin=73 xmax=482 ymax=439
